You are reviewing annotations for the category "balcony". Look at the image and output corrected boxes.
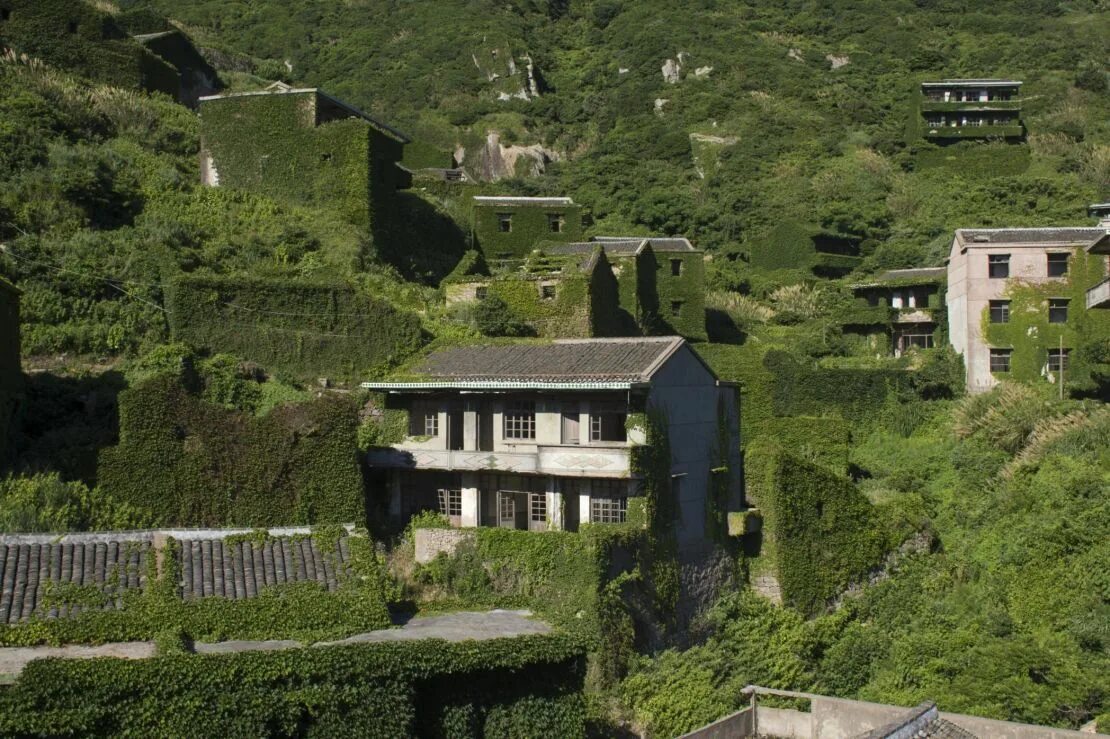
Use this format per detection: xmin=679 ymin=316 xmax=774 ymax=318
xmin=921 ymin=100 xmax=1021 ymax=113
xmin=367 ymin=444 xmax=635 ymax=478
xmin=924 ymin=124 xmax=1024 ymax=140
xmin=1087 ymin=277 xmax=1110 ymax=310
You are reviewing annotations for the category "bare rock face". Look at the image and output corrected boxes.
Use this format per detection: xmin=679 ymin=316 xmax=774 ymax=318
xmin=662 ymin=57 xmax=681 ymax=83
xmin=466 ymin=131 xmax=559 ymax=181
xmin=788 ymin=47 xmax=804 ymax=62
xmin=694 ymin=65 xmax=714 ymax=79
xmin=826 ymin=53 xmax=850 ymax=69
xmin=654 ymin=98 xmax=669 ymax=116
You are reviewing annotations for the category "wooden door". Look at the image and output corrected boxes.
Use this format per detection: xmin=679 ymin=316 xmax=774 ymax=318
xmin=561 ymin=407 xmax=580 ymax=445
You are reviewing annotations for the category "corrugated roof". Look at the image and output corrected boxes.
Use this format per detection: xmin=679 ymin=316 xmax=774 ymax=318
xmin=408 ymin=337 xmax=686 ymax=384
xmin=956 ymin=227 xmax=1104 ymax=246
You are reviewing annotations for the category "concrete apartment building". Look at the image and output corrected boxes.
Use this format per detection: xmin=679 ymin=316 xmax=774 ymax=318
xmin=920 ymin=79 xmax=1023 ymax=140
xmin=363 ymin=337 xmax=741 ymax=550
xmin=946 ymin=207 xmax=1110 ymax=393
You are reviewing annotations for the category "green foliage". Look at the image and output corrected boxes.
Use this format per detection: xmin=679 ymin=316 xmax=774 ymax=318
xmin=0 ymin=473 xmax=150 ymax=533
xmin=98 ymin=368 xmax=365 ymax=528
xmin=472 ymin=201 xmax=582 ymax=260
xmin=165 ymin=273 xmax=425 ymax=381
xmin=0 ymin=278 xmax=20 ymax=466
xmin=474 ymin=294 xmax=534 ymax=337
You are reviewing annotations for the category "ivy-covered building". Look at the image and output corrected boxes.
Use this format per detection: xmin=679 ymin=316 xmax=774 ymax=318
xmin=849 ymin=267 xmax=946 ymax=356
xmin=0 ymin=0 xmax=178 ymax=97
xmin=946 ymin=217 xmax=1110 ymax=394
xmin=198 ymin=86 xmax=410 ymax=233
xmin=0 ymin=277 xmax=21 ymax=467
xmin=920 ymin=79 xmax=1024 ymax=141
xmin=363 ymin=337 xmax=741 ymax=551
xmin=470 ymin=196 xmax=583 ymax=261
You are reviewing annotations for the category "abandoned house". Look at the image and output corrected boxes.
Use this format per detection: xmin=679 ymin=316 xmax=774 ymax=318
xmin=363 ymin=337 xmax=741 ymax=550
xmin=198 ymin=86 xmax=410 ymax=231
xmin=920 ymin=79 xmax=1024 ymax=140
xmin=849 ymin=267 xmax=945 ymax=356
xmin=470 ymin=196 xmax=584 ymax=262
xmin=946 ymin=208 xmax=1110 ymax=393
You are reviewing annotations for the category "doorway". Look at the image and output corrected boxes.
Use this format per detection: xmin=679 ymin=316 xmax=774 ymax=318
xmin=447 ymin=410 xmax=464 ymax=451
xmin=478 ymin=402 xmax=494 ymax=452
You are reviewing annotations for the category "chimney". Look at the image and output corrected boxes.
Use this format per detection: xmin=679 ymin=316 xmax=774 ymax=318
xmin=1089 ymin=203 xmax=1110 ymax=230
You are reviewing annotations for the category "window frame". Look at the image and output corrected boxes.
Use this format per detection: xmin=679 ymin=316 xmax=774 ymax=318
xmin=1046 ymin=253 xmax=1069 ymax=278
xmin=1046 ymin=348 xmax=1070 ymax=373
xmin=496 ymin=213 xmax=513 ymax=233
xmin=409 ymin=405 xmax=439 ymax=438
xmin=988 ymin=299 xmax=1010 ymax=324
xmin=547 ymin=213 xmax=565 ymax=233
xmin=529 ymin=493 xmax=547 ymax=523
xmin=590 ymin=495 xmax=627 ymax=524
xmin=670 ymin=259 xmax=683 ymax=277
xmin=989 ymin=348 xmax=1012 ymax=373
xmin=540 ymin=283 xmax=557 ymax=300
xmin=437 ymin=488 xmax=462 ymax=518
xmin=988 ymin=254 xmax=1010 ymax=279
xmin=1047 ymin=298 xmax=1069 ymax=325
xmin=589 ymin=402 xmax=627 ymax=443
xmin=503 ymin=400 xmax=537 ymax=441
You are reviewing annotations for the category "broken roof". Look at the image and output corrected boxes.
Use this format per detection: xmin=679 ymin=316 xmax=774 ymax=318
xmin=198 ymin=88 xmax=410 ymax=143
xmin=852 ymin=267 xmax=946 ymax=289
xmin=858 ymin=702 xmax=978 ymax=739
xmin=955 ymin=227 xmax=1106 ymax=248
xmin=363 ymin=336 xmax=703 ymax=390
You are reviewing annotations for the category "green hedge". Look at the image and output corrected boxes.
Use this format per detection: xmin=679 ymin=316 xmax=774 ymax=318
xmin=753 ymin=450 xmax=888 ymax=616
xmin=764 ymin=350 xmax=914 ymax=422
xmin=98 ymin=373 xmax=366 ymax=527
xmin=0 ymin=278 xmax=20 ymax=467
xmin=165 ymin=273 xmax=424 ymax=381
xmin=0 ymin=632 xmax=588 ymax=737
xmin=0 ymin=0 xmax=178 ymax=96
xmin=760 ymin=416 xmax=851 ymax=474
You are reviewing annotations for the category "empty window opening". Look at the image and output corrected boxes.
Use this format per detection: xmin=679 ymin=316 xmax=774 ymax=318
xmin=989 ymin=348 xmax=1012 ymax=373
xmin=475 ymin=286 xmax=488 ymax=301
xmin=1047 ymin=253 xmax=1069 ymax=277
xmin=67 ymin=20 xmax=79 ymax=33
xmin=988 ymin=254 xmax=1010 ymax=279
xmin=590 ymin=403 xmax=627 ymax=443
xmin=540 ymin=283 xmax=557 ymax=300
xmin=409 ymin=407 xmax=439 ymax=437
xmin=547 ymin=213 xmax=565 ymax=233
xmin=1 ymin=9 xmax=10 ymax=21
xmin=671 ymin=300 xmax=684 ymax=316
xmin=497 ymin=213 xmax=513 ymax=233
xmin=1048 ymin=298 xmax=1069 ymax=324
xmin=1047 ymin=349 xmax=1070 ymax=373
xmin=670 ymin=259 xmax=683 ymax=277
xmin=504 ymin=401 xmax=536 ymax=440
xmin=321 ymin=153 xmax=333 ymax=162
xmin=989 ymin=300 xmax=1010 ymax=324
xmin=437 ymin=489 xmax=462 ymax=518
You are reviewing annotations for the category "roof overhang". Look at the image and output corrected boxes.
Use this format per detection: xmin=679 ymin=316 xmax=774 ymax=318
xmin=1088 ymin=233 xmax=1110 ymax=255
xmin=361 ymin=380 xmax=647 ymax=392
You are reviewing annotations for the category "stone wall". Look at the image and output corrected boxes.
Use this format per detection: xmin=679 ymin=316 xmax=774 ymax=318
xmin=415 ymin=527 xmax=475 ymax=564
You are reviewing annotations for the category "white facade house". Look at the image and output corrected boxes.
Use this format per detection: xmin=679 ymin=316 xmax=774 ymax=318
xmin=363 ymin=337 xmax=741 ymax=549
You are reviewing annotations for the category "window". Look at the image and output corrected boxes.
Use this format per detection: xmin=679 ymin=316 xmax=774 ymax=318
xmin=529 ymin=493 xmax=547 ymax=523
xmin=590 ymin=495 xmax=627 ymax=524
xmin=671 ymin=300 xmax=683 ymax=316
xmin=540 ymin=283 xmax=556 ymax=300
xmin=988 ymin=254 xmax=1010 ymax=279
xmin=321 ymin=153 xmax=333 ymax=162
xmin=670 ymin=259 xmax=683 ymax=277
xmin=497 ymin=213 xmax=512 ymax=233
xmin=1047 ymin=253 xmax=1069 ymax=277
xmin=989 ymin=348 xmax=1012 ymax=373
xmin=589 ymin=402 xmax=627 ymax=443
xmin=1048 ymin=298 xmax=1069 ymax=324
xmin=503 ymin=401 xmax=536 ymax=440
xmin=1047 ymin=349 xmax=1070 ymax=372
xmin=547 ymin=213 xmax=565 ymax=233
xmin=409 ymin=407 xmax=438 ymax=437
xmin=989 ymin=300 xmax=1010 ymax=324
xmin=475 ymin=286 xmax=488 ymax=301
xmin=0 ymin=8 xmax=10 ymax=21
xmin=437 ymin=489 xmax=462 ymax=518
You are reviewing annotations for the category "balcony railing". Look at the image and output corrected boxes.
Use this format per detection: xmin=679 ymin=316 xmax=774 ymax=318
xmin=367 ymin=444 xmax=635 ymax=478
xmin=924 ymin=124 xmax=1024 ymax=139
xmin=1087 ymin=277 xmax=1110 ymax=310
xmin=921 ymin=100 xmax=1021 ymax=113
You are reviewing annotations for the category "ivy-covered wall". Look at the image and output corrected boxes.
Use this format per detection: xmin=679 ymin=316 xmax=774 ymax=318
xmin=749 ymin=449 xmax=888 ymax=616
xmin=748 ymin=220 xmax=861 ymax=277
xmin=0 ymin=277 xmax=21 ymax=468
xmin=0 ymin=0 xmax=178 ymax=96
xmin=0 ymin=632 xmax=587 ymax=737
xmin=982 ymin=249 xmax=1110 ymax=396
xmin=633 ymin=247 xmax=707 ymax=341
xmin=472 ymin=200 xmax=583 ymax=260
xmin=98 ymin=373 xmax=366 ymax=527
xmin=485 ymin=269 xmax=593 ymax=338
xmin=136 ymin=28 xmax=221 ymax=106
xmin=165 ymin=273 xmax=424 ymax=381
xmin=199 ymin=91 xmax=405 ymax=237
xmin=765 ymin=350 xmax=916 ymax=422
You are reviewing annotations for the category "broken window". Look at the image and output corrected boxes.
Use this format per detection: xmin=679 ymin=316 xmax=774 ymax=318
xmin=1047 ymin=349 xmax=1070 ymax=372
xmin=540 ymin=283 xmax=556 ymax=300
xmin=1048 ymin=298 xmax=1069 ymax=324
xmin=589 ymin=402 xmax=627 ymax=443
xmin=1047 ymin=253 xmax=1069 ymax=277
xmin=497 ymin=213 xmax=513 ymax=233
xmin=989 ymin=300 xmax=1010 ymax=324
xmin=437 ymin=489 xmax=462 ymax=518
xmin=988 ymin=254 xmax=1010 ymax=279
xmin=504 ymin=400 xmax=536 ymax=440
xmin=547 ymin=213 xmax=565 ymax=233
xmin=989 ymin=348 xmax=1012 ymax=373
xmin=670 ymin=259 xmax=683 ymax=277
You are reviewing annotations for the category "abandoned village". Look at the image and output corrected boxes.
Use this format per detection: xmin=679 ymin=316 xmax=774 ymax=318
xmin=0 ymin=2 xmax=1108 ymax=737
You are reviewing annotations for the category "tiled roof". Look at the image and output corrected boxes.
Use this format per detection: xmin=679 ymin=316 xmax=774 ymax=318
xmin=414 ymin=337 xmax=686 ymax=384
xmin=874 ymin=267 xmax=946 ymax=282
xmin=0 ymin=528 xmax=356 ymax=623
xmin=472 ymin=196 xmax=575 ymax=207
xmin=547 ymin=240 xmax=644 ymax=256
xmin=856 ymin=702 xmax=979 ymax=739
xmin=594 ymin=236 xmax=698 ymax=252
xmin=957 ymin=227 xmax=1104 ymax=246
